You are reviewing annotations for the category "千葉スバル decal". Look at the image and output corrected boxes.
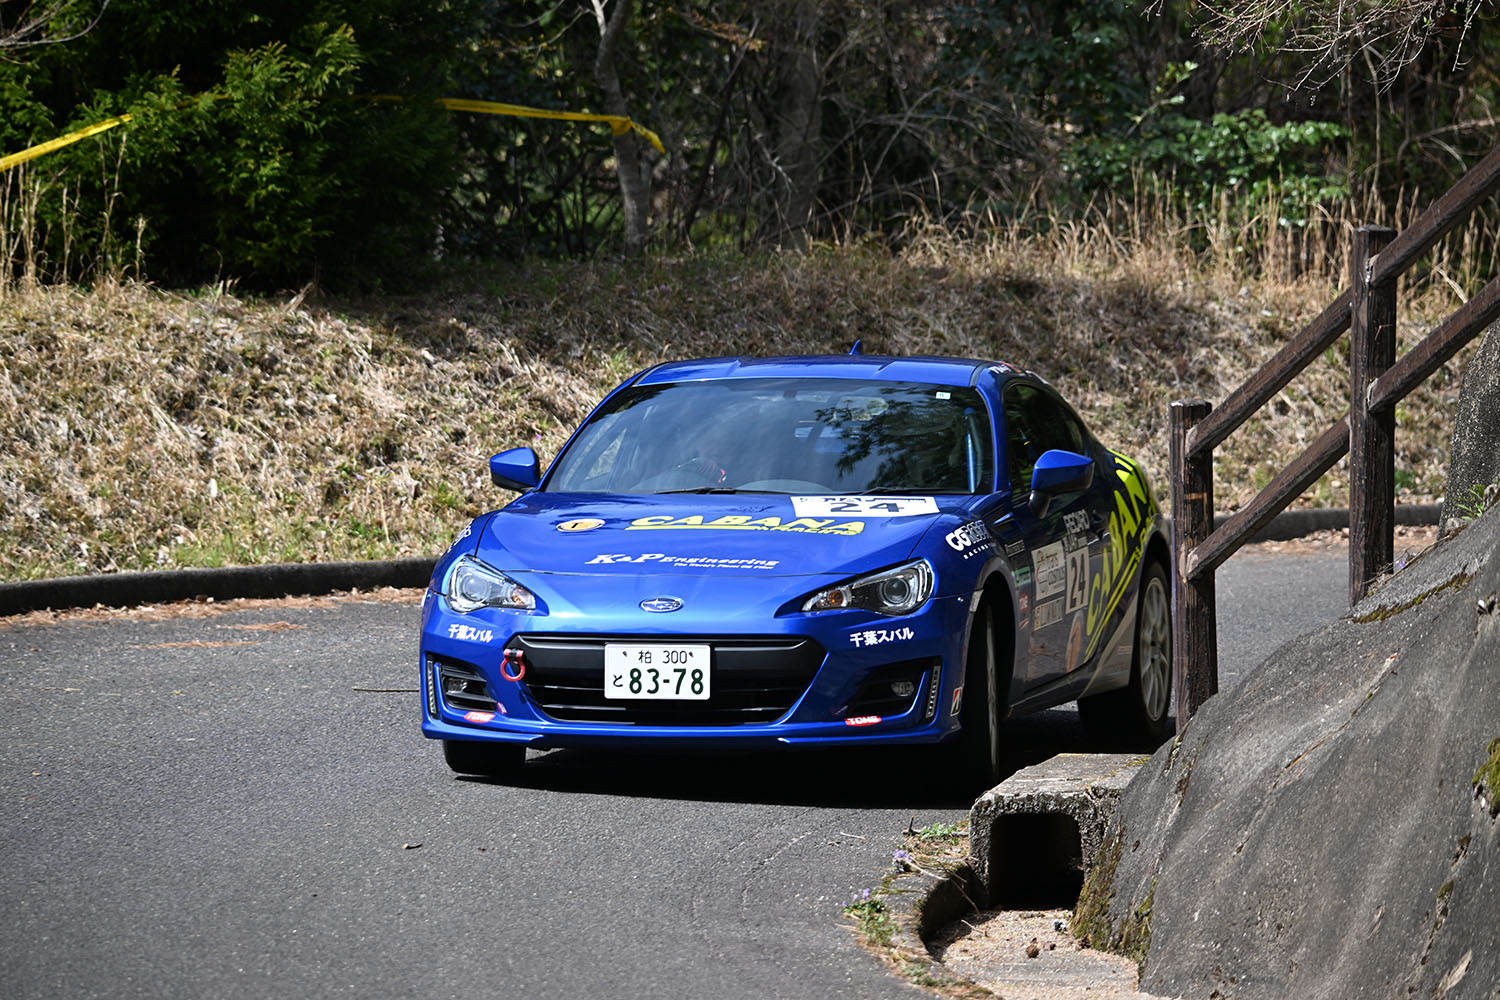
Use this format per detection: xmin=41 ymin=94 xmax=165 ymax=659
xmin=447 ymin=623 xmax=494 ymax=643
xmin=848 ymin=625 xmax=915 ymax=648
xmin=1080 ymin=450 xmax=1159 ymax=661
xmin=792 ymin=496 xmax=937 ymax=518
xmin=627 ymin=514 xmax=865 ymax=536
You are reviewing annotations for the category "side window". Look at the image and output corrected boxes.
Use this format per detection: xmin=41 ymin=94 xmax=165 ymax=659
xmin=1003 ymin=383 xmax=1090 ymax=494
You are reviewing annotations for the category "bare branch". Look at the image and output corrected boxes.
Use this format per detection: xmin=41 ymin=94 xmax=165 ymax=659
xmin=1188 ymin=0 xmax=1488 ymax=89
xmin=0 ymin=0 xmax=111 ymax=51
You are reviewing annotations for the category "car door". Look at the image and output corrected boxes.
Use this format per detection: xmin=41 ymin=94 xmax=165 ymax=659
xmin=1000 ymin=381 xmax=1114 ymax=692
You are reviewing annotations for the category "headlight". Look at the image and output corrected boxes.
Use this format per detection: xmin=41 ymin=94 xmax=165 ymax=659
xmin=444 ymin=555 xmax=536 ymax=614
xmin=802 ymin=559 xmax=933 ymax=616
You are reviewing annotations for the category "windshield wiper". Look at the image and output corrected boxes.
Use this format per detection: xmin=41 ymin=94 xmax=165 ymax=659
xmin=654 ymin=486 xmax=757 ymax=494
xmin=860 ymin=486 xmax=969 ymax=495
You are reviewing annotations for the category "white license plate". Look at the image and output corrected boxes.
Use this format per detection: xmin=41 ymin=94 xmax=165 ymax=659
xmin=604 ymin=643 xmax=711 ymax=700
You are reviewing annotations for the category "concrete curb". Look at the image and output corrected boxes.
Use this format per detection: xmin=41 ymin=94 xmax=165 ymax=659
xmin=890 ymin=754 xmax=1154 ymax=996
xmin=0 ymin=503 xmax=1442 ymax=618
xmin=0 ymin=557 xmax=436 ymax=617
xmin=876 ymin=857 xmax=985 ymax=991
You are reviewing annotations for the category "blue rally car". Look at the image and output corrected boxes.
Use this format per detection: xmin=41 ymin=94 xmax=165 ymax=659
xmin=420 ymin=352 xmax=1172 ymax=784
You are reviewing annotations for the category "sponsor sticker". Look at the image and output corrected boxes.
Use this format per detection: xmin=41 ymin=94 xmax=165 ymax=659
xmin=1033 ymin=542 xmax=1065 ymax=600
xmin=1033 ymin=598 xmax=1063 ymax=630
xmin=950 ymin=686 xmax=964 ymax=717
xmin=445 ymin=522 xmax=473 ymax=554
xmin=1066 ymin=615 xmax=1086 ymax=671
xmin=627 ymin=514 xmax=864 ymax=536
xmin=844 ymin=715 xmax=882 ymax=727
xmin=1018 ymin=592 xmax=1031 ymax=615
xmin=463 ymin=711 xmax=496 ymax=724
xmin=589 ymin=553 xmax=780 ymax=570
xmin=448 ymin=623 xmax=495 ymax=643
xmin=849 ymin=626 xmax=915 ymax=648
xmin=1066 ymin=547 xmax=1089 ymax=613
xmin=1062 ymin=509 xmax=1089 ymax=536
xmin=558 ymin=518 xmax=604 ymax=532
xmin=946 ymin=520 xmax=994 ymax=559
xmin=1013 ymin=565 xmax=1033 ymax=588
xmin=791 ymin=496 xmax=938 ymax=518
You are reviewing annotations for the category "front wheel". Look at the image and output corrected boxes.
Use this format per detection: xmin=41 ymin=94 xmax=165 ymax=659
xmin=1078 ymin=561 xmax=1173 ymax=747
xmin=442 ymin=739 xmax=525 ymax=779
xmin=954 ymin=598 xmax=1004 ymax=789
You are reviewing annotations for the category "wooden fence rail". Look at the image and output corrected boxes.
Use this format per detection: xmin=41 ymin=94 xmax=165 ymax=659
xmin=1171 ymin=146 xmax=1500 ymax=734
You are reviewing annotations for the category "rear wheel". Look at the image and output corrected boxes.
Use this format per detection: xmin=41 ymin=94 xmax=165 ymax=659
xmin=442 ymin=739 xmax=525 ymax=778
xmin=1078 ymin=561 xmax=1173 ymax=746
xmin=955 ymin=598 xmax=1004 ymax=789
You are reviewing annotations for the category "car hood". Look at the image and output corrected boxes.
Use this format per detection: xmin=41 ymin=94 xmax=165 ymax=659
xmin=476 ymin=492 xmax=985 ymax=582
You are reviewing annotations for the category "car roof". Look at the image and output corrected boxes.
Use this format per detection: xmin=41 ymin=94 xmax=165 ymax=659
xmin=632 ymin=354 xmax=1031 ymax=389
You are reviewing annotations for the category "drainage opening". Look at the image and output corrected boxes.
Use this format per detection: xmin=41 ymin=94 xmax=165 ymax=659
xmin=987 ymin=812 xmax=1085 ymax=908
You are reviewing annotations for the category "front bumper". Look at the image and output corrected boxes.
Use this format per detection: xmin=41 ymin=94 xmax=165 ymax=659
xmin=417 ymin=589 xmax=974 ymax=750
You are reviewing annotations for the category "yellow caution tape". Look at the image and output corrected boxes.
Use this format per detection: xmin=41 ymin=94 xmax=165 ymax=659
xmin=431 ymin=97 xmax=665 ymax=154
xmin=0 ymin=112 xmax=133 ymax=172
xmin=1 ymin=95 xmax=663 ymax=173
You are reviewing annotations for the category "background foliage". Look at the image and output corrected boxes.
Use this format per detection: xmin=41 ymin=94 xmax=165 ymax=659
xmin=1 ymin=0 xmax=1497 ymax=283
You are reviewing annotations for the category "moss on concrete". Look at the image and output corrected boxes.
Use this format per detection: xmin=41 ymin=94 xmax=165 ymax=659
xmin=1071 ymin=831 xmax=1123 ymax=950
xmin=1473 ymin=738 xmax=1500 ymax=817
xmin=1353 ymin=572 xmax=1472 ymax=623
xmin=1070 ymin=831 xmax=1155 ymax=972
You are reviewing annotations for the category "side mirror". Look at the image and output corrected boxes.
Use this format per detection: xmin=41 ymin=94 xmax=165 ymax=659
xmin=1028 ymin=449 xmax=1094 ymax=517
xmin=489 ymin=447 xmax=541 ymax=492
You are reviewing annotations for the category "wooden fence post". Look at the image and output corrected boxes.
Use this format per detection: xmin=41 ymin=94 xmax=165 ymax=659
xmin=1170 ymin=398 xmax=1216 ymax=735
xmin=1350 ymin=225 xmax=1397 ymax=603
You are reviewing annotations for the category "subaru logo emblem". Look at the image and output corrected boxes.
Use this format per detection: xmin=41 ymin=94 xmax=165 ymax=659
xmin=640 ymin=596 xmax=683 ymax=613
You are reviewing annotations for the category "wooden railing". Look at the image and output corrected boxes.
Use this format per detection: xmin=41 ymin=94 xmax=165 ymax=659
xmin=1170 ymin=147 xmax=1500 ymax=733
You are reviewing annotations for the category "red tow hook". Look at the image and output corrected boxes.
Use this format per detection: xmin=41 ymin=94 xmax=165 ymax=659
xmin=500 ymin=647 xmax=526 ymax=682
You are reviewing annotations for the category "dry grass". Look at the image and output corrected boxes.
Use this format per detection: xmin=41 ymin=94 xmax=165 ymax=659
xmin=0 ymin=206 xmax=1485 ymax=580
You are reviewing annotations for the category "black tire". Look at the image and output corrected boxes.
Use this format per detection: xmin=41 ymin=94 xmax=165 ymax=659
xmin=1078 ymin=561 xmax=1173 ymax=747
xmin=955 ymin=597 xmax=1004 ymax=789
xmin=442 ymin=739 xmax=526 ymax=778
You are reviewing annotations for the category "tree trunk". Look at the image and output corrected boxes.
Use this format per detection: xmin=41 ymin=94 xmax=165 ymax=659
xmin=594 ymin=0 xmax=651 ymax=255
xmin=770 ymin=0 xmax=821 ymax=250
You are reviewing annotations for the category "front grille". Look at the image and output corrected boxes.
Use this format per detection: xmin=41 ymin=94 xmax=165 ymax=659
xmin=432 ymin=656 xmax=498 ymax=714
xmin=844 ymin=658 xmax=936 ymax=719
xmin=513 ymin=634 xmax=824 ymax=726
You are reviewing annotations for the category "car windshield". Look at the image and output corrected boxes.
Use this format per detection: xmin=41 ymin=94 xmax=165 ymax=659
xmin=545 ymin=376 xmax=994 ymax=494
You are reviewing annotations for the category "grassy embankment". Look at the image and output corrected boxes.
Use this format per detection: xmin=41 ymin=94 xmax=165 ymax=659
xmin=0 ymin=215 xmax=1481 ymax=581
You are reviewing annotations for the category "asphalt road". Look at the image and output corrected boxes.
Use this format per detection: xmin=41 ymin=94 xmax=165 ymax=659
xmin=0 ymin=548 xmax=1349 ymax=999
